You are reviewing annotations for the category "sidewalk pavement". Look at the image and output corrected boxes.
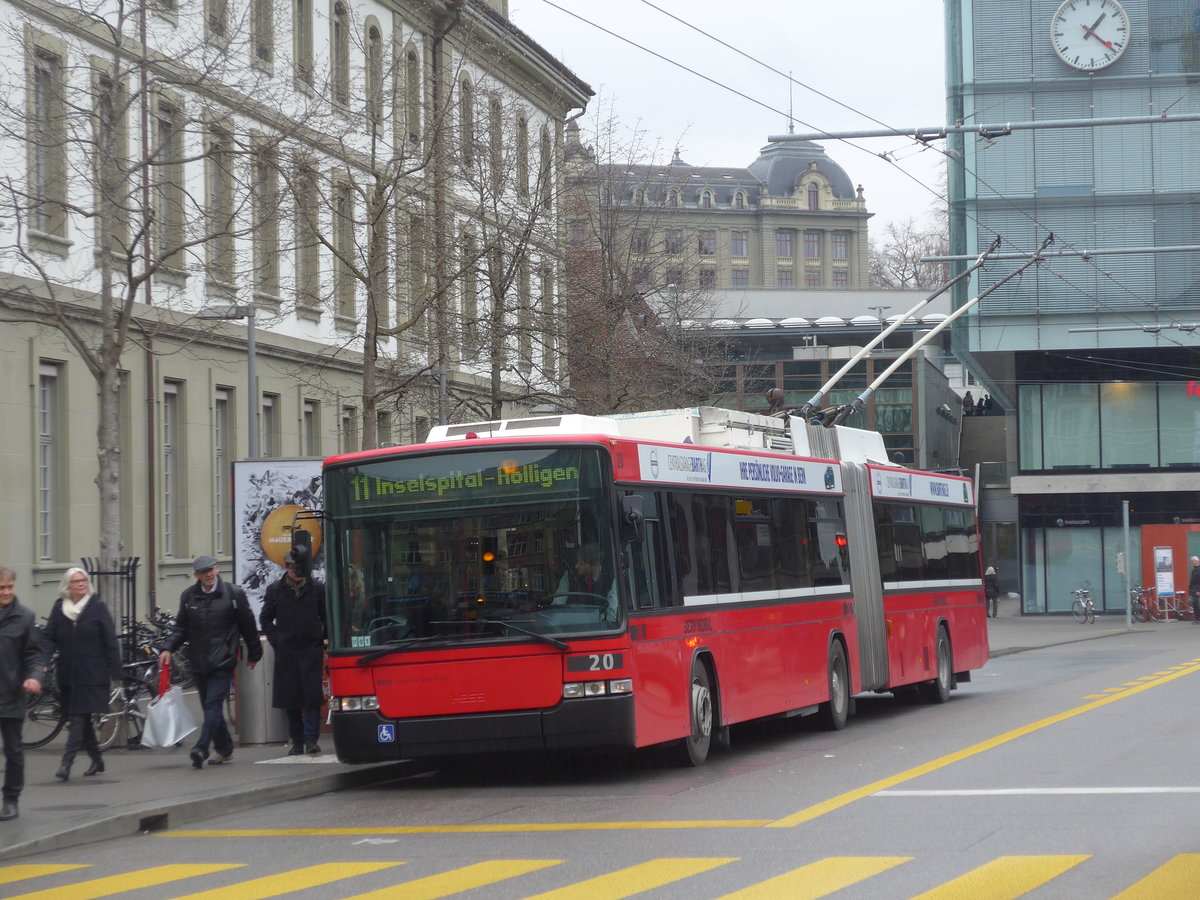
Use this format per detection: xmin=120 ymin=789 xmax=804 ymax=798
xmin=2 ymin=596 xmax=1182 ymax=861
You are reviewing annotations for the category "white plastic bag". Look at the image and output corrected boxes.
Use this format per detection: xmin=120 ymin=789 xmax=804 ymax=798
xmin=141 ymin=684 xmax=197 ymax=748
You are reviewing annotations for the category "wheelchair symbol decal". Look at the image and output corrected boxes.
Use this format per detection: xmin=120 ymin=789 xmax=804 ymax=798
xmin=377 ymin=724 xmax=395 ymax=743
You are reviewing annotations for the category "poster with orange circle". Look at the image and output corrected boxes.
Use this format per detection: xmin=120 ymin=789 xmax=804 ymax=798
xmin=260 ymin=504 xmax=324 ymax=566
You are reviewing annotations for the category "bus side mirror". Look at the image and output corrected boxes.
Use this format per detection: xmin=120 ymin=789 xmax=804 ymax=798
xmin=621 ymin=495 xmax=645 ymax=544
xmin=291 ymin=528 xmax=313 ymax=578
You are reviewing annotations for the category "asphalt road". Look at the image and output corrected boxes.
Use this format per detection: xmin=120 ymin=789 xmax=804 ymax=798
xmin=9 ymin=623 xmax=1200 ymax=898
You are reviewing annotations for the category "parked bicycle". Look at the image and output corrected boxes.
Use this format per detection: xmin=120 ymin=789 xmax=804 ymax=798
xmin=1071 ymin=588 xmax=1096 ymax=624
xmin=93 ymin=658 xmax=158 ymax=750
xmin=1130 ymin=586 xmax=1156 ymax=623
xmin=23 ymin=664 xmax=65 ymax=749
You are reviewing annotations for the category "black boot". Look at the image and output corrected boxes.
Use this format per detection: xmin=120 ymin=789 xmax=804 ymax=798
xmin=83 ymin=757 xmax=105 ymax=777
xmin=0 ymin=798 xmax=17 ymax=820
xmin=55 ymin=763 xmax=70 ymax=781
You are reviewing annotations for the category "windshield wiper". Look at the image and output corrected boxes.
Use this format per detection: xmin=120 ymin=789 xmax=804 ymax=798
xmin=474 ymin=619 xmax=569 ymax=651
xmin=354 ymin=632 xmax=473 ymax=665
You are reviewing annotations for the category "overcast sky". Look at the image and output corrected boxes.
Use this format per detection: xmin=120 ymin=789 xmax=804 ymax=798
xmin=509 ymin=0 xmax=949 ymax=236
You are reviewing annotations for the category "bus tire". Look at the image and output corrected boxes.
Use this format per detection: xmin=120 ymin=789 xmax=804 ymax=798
xmin=677 ymin=658 xmax=714 ymax=767
xmin=920 ymin=626 xmax=953 ymax=704
xmin=817 ymin=641 xmax=849 ymax=731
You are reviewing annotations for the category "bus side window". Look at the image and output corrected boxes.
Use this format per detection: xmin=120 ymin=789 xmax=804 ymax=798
xmin=627 ymin=519 xmax=668 ymax=609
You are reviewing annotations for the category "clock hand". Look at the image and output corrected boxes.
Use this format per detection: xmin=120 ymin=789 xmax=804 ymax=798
xmin=1080 ymin=13 xmax=1112 ymax=48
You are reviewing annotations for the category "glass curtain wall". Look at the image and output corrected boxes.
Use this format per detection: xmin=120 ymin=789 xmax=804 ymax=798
xmin=1021 ymin=524 xmax=1142 ymax=614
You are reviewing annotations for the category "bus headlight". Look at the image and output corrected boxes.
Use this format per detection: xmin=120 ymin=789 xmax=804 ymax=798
xmin=563 ymin=680 xmax=632 ymax=699
xmin=334 ymin=695 xmax=380 ymax=711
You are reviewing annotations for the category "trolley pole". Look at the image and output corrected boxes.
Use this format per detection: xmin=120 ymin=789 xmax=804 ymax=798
xmin=1123 ymin=501 xmax=1132 ymax=629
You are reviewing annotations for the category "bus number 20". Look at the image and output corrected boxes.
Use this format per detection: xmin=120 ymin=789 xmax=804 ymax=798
xmin=589 ymin=653 xmax=617 ymax=671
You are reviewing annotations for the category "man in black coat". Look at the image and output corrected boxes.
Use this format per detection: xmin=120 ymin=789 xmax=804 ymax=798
xmin=1190 ymin=556 xmax=1200 ymax=624
xmin=260 ymin=552 xmax=327 ymax=755
xmin=0 ymin=566 xmax=44 ymax=821
xmin=159 ymin=556 xmax=262 ymax=768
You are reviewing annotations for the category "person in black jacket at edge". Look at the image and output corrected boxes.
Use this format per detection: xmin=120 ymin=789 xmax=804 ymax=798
xmin=260 ymin=550 xmax=327 ymax=756
xmin=159 ymin=556 xmax=262 ymax=769
xmin=1190 ymin=556 xmax=1200 ymax=624
xmin=0 ymin=566 xmax=44 ymax=821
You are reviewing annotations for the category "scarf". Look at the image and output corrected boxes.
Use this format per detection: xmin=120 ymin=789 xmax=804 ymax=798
xmin=62 ymin=594 xmax=90 ymax=622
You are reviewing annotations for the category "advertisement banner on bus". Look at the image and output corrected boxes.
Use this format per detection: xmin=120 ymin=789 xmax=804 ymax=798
xmin=636 ymin=445 xmax=842 ymax=494
xmin=870 ymin=466 xmax=974 ymax=507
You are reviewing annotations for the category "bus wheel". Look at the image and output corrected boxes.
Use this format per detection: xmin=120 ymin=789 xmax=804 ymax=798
xmin=677 ymin=659 xmax=713 ymax=767
xmin=817 ymin=642 xmax=849 ymax=731
xmin=919 ymin=626 xmax=953 ymax=704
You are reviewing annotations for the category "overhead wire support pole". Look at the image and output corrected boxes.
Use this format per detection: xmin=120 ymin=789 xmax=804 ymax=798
xmin=829 ymin=234 xmax=1055 ymax=427
xmin=798 ymin=236 xmax=1002 ymax=420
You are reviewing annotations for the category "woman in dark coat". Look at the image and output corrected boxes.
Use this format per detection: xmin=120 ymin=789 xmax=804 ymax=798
xmin=260 ymin=552 xmax=327 ymax=755
xmin=41 ymin=568 xmax=121 ymax=780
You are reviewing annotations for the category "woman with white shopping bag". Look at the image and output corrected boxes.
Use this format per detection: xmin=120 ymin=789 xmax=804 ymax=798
xmin=142 ymin=660 xmax=197 ymax=749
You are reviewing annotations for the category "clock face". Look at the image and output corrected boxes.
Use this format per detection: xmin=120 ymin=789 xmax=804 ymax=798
xmin=1051 ymin=0 xmax=1131 ymax=71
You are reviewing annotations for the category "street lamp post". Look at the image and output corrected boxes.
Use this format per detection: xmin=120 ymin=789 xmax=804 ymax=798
xmin=198 ymin=303 xmax=258 ymax=458
xmin=869 ymin=305 xmax=892 ymax=349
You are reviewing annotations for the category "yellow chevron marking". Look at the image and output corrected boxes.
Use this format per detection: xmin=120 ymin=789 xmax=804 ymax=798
xmin=909 ymin=855 xmax=1089 ymax=899
xmin=522 ymin=858 xmax=737 ymax=900
xmin=170 ymin=863 xmax=401 ymax=899
xmin=6 ymin=864 xmax=240 ymax=900
xmin=163 ymin=819 xmax=767 ymax=837
xmin=715 ymin=856 xmax=912 ymax=899
xmin=0 ymin=866 xmax=89 ymax=886
xmin=1111 ymin=853 xmax=1200 ymax=898
xmin=341 ymin=860 xmax=560 ymax=899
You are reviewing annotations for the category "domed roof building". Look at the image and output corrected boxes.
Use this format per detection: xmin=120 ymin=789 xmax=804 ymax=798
xmin=565 ymin=124 xmax=871 ymax=294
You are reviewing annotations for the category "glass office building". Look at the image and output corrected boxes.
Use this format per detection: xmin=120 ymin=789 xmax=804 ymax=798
xmin=946 ymin=0 xmax=1200 ymax=612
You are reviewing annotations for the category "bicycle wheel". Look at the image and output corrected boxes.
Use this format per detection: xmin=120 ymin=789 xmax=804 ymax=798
xmin=1132 ymin=600 xmax=1147 ymax=623
xmin=93 ymin=692 xmax=123 ymax=751
xmin=24 ymin=690 xmax=66 ymax=749
xmin=1086 ymin=602 xmax=1096 ymax=624
xmin=1072 ymin=598 xmax=1088 ymax=623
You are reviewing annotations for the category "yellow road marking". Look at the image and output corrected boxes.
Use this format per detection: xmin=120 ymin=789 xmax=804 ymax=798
xmin=1111 ymin=853 xmax=1200 ymax=899
xmin=715 ymin=856 xmax=911 ymax=899
xmin=164 ymin=819 xmax=768 ymax=837
xmin=0 ymin=866 xmax=89 ymax=886
xmin=340 ymin=860 xmax=560 ymax=900
xmin=7 ymin=864 xmax=240 ymax=900
xmin=170 ymin=863 xmax=402 ymax=899
xmin=766 ymin=660 xmax=1200 ymax=827
xmin=909 ymin=855 xmax=1088 ymax=899
xmin=522 ymin=858 xmax=736 ymax=900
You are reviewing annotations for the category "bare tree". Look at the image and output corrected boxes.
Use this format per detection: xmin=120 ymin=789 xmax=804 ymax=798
xmin=0 ymin=0 xmax=280 ymax=567
xmin=560 ymin=112 xmax=726 ymax=414
xmin=281 ymin=7 xmax=584 ymax=445
xmin=868 ymin=217 xmax=950 ymax=290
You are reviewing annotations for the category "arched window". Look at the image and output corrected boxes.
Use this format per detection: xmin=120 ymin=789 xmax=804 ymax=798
xmin=701 ymin=190 xmax=713 ymax=208
xmin=331 ymin=1 xmax=349 ymax=106
xmin=459 ymin=76 xmax=474 ymax=167
xmin=405 ymin=46 xmax=420 ymax=145
xmin=734 ymin=191 xmax=746 ymax=209
xmin=807 ymin=182 xmax=819 ymax=210
xmin=365 ymin=22 xmax=382 ymax=124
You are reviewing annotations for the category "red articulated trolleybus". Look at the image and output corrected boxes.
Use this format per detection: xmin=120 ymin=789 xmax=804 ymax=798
xmin=321 ymin=406 xmax=989 ymax=766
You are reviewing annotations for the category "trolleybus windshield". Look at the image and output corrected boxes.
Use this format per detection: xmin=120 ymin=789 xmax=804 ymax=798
xmin=325 ymin=445 xmax=619 ymax=649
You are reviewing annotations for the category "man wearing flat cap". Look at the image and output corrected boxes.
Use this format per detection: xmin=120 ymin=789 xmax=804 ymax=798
xmin=159 ymin=556 xmax=262 ymax=769
xmin=260 ymin=551 xmax=327 ymax=755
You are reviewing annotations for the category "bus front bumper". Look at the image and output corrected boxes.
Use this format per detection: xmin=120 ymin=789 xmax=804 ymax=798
xmin=331 ymin=694 xmax=637 ymax=763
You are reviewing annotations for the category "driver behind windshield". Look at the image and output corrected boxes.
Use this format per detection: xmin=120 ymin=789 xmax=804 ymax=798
xmin=551 ymin=544 xmax=617 ymax=617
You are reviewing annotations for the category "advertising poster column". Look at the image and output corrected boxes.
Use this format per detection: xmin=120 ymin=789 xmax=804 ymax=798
xmin=232 ymin=458 xmax=325 ymax=742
